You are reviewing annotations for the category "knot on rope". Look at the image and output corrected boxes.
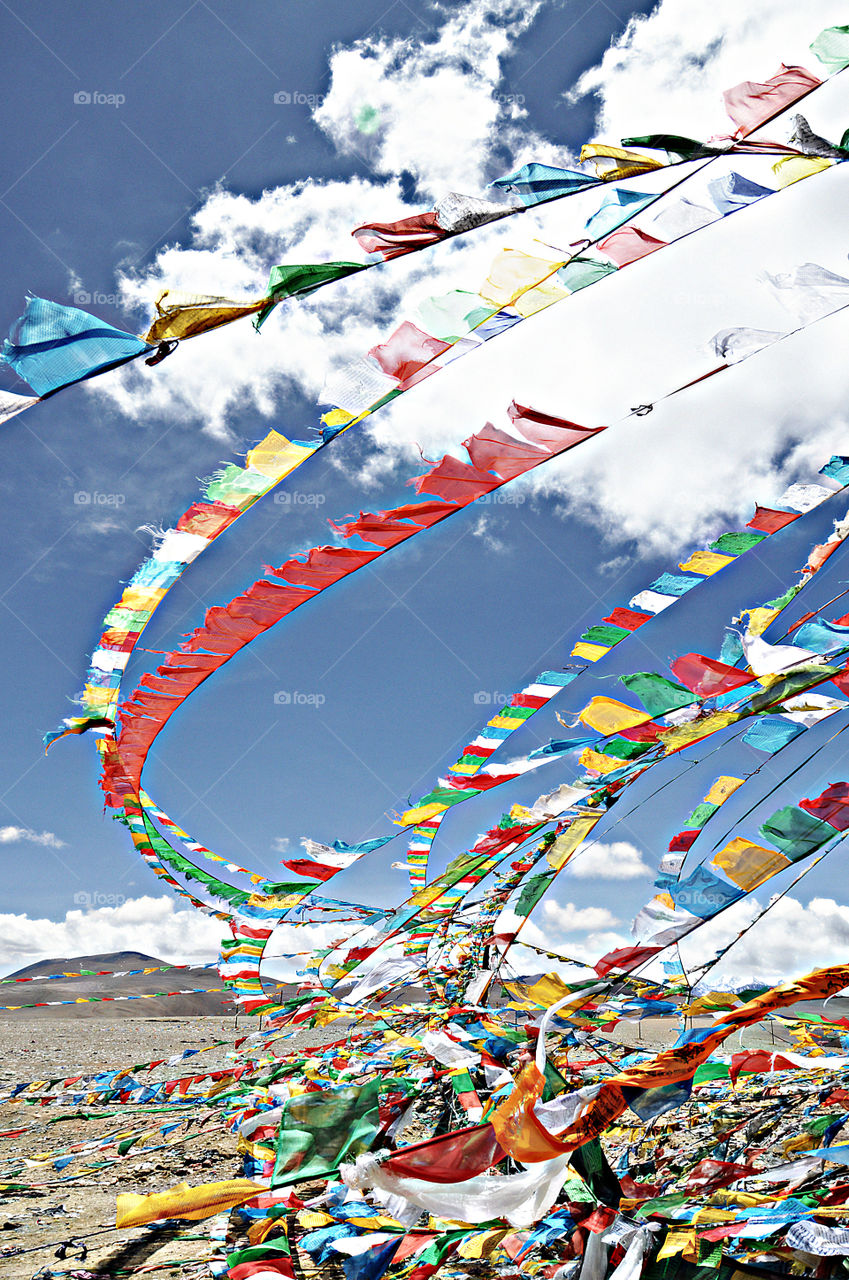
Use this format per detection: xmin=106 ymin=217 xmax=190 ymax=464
xmin=145 ymin=339 xmax=179 ymax=367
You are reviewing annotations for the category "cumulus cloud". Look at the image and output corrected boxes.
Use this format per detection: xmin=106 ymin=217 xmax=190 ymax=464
xmin=0 ymin=826 xmax=65 ymax=849
xmin=680 ymin=893 xmax=849 ymax=987
xmin=0 ymin=896 xmax=220 ymax=968
xmin=88 ymin=1 xmax=558 ymax=439
xmin=566 ymin=840 xmax=651 ymax=880
xmin=0 ymin=894 xmax=341 ymax=981
xmin=314 ymin=0 xmax=553 ymax=197
xmin=571 ymin=0 xmax=847 ymax=143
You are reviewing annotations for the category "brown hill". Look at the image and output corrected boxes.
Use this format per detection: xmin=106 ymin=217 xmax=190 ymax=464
xmin=0 ymin=950 xmax=237 ymax=1019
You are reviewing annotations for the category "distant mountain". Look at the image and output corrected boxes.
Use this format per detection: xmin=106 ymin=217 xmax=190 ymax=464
xmin=0 ymin=950 xmax=237 ymax=1019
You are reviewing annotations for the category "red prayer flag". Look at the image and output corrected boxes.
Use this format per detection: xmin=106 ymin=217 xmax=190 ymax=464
xmin=368 ymin=321 xmax=451 ymax=385
xmin=282 ymin=859 xmax=337 ymax=882
xmin=746 ymin=505 xmax=799 ymax=534
xmin=596 ymin=228 xmax=666 ymax=266
xmin=176 ymin=501 xmax=241 ymax=538
xmin=729 ymin=1052 xmax=799 ymax=1085
xmin=594 ymin=945 xmax=662 ymax=977
xmin=507 ymin=401 xmax=605 ymax=452
xmin=352 ymin=211 xmax=447 ymax=259
xmin=671 ymin=653 xmax=753 ymax=698
xmin=462 ymin=422 xmax=546 ymax=480
xmin=411 ymin=455 xmax=502 ymax=503
xmin=799 ymin=781 xmax=849 ymax=831
xmin=328 ymin=510 xmax=423 ymax=547
xmin=271 ymin=545 xmax=381 ymax=588
xmin=384 ymin=1123 xmax=504 ymax=1183
xmin=723 ymin=65 xmax=822 ymax=138
xmin=668 ymin=830 xmax=699 ymax=852
xmin=384 ymin=499 xmax=459 ymax=526
xmin=602 ymin=607 xmax=651 ymax=630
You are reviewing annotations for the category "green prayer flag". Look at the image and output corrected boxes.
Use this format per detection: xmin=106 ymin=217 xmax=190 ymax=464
xmin=557 ymin=257 xmax=617 ymax=292
xmin=581 ymin=623 xmax=629 ymax=646
xmin=622 ymin=134 xmax=711 ymax=158
xmin=272 ymin=1077 xmax=383 ymax=1187
xmin=686 ymin=801 xmax=719 ymax=829
xmin=416 ymin=785 xmax=479 ymax=809
xmin=811 ymin=25 xmax=849 ymax=72
xmin=757 ymin=805 xmax=839 ymax=860
xmin=255 ymin=261 xmax=366 ymax=329
xmin=710 ymin=530 xmax=766 ymax=555
xmin=142 ymin=814 xmax=249 ymax=909
xmin=619 ymin=671 xmax=697 ymax=716
xmin=515 ymin=870 xmax=555 ymax=916
xmin=749 ymin=664 xmax=842 ymax=713
xmin=601 ymin=736 xmax=652 ymax=760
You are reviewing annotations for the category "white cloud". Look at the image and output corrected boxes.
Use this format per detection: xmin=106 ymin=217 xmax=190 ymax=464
xmin=314 ymin=0 xmax=552 ymax=197
xmin=571 ymin=0 xmax=847 ymax=143
xmin=566 ymin=840 xmax=651 ymax=880
xmin=468 ymin=514 xmax=506 ymax=552
xmin=271 ymin=836 xmax=291 ymax=854
xmin=0 ymin=895 xmax=220 ymax=968
xmin=679 ymin=893 xmax=849 ymax=987
xmin=540 ymin=898 xmax=619 ymax=932
xmin=0 ymin=894 xmax=340 ymax=980
xmin=0 ymin=826 xmax=65 ymax=849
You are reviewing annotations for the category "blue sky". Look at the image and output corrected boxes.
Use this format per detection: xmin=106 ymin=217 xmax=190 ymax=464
xmin=2 ymin=0 xmax=849 ymax=982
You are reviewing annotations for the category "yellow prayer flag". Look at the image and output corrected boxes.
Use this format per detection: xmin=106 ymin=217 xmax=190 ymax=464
xmin=505 ymin=972 xmax=576 ymax=1007
xmin=571 ymin=641 xmax=610 ymax=661
xmin=739 ymin=606 xmax=781 ymax=636
xmin=712 ymin=838 xmax=790 ymax=891
xmin=772 ymin=155 xmax=833 ymax=188
xmin=321 ymin=407 xmax=355 ymax=428
xmin=579 ymin=143 xmax=664 ymax=179
xmin=678 ymin=550 xmax=735 ymax=575
xmin=458 ymin=1229 xmax=512 ymax=1259
xmin=661 ymin=710 xmax=741 ymax=753
xmin=116 ymin=587 xmax=166 ymax=612
xmin=398 ymin=802 xmax=447 ymax=826
xmin=513 ymin=276 xmax=570 ymax=317
xmin=578 ymin=695 xmax=649 ymax=734
xmin=144 ymin=291 xmax=265 ymax=344
xmin=579 ymin=747 xmax=627 ymax=775
xmin=657 ymin=1229 xmax=696 ymax=1260
xmin=246 ymin=430 xmax=316 ymax=480
xmin=546 ymin=815 xmax=601 ymax=869
xmin=116 ymin=1178 xmax=265 ymax=1228
xmin=509 ymin=804 xmax=535 ymax=823
xmin=704 ymin=775 xmax=745 ymax=805
xmin=479 ymin=249 xmax=565 ymax=308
